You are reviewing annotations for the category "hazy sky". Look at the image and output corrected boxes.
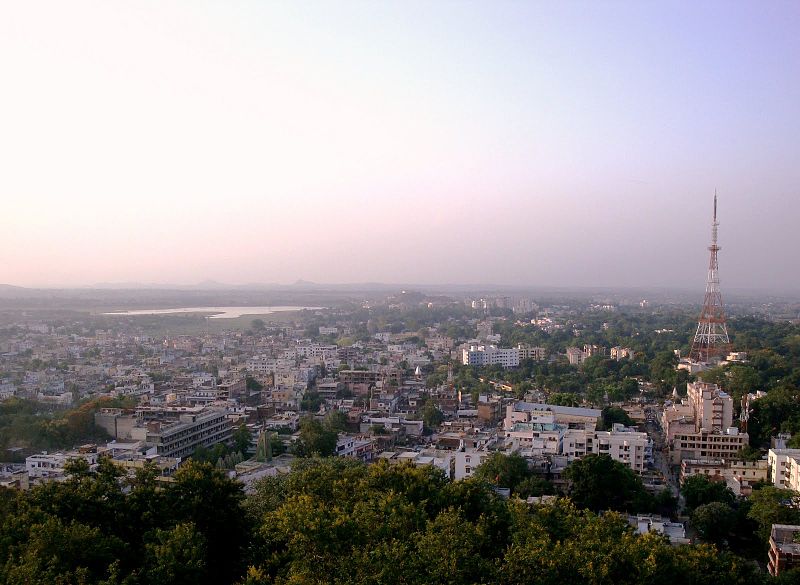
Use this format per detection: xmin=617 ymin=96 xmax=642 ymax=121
xmin=1 ymin=1 xmax=799 ymax=290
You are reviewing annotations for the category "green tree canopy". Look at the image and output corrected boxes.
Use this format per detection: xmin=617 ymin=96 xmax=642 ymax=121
xmin=564 ymin=454 xmax=652 ymax=513
xmin=681 ymin=475 xmax=736 ymax=512
xmin=473 ymin=452 xmax=532 ymax=493
xmin=293 ymin=416 xmax=338 ymax=457
xmin=692 ymin=502 xmax=737 ymax=546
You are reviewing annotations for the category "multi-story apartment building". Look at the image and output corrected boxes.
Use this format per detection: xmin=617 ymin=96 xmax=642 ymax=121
xmin=517 ymin=345 xmax=547 ymax=361
xmin=505 ymin=402 xmax=601 ymax=432
xmin=562 ymin=425 xmax=650 ymax=473
xmin=768 ymin=448 xmax=800 ymax=490
xmin=566 ymin=347 xmax=586 ymax=366
xmin=664 ymin=382 xmax=743 ymax=464
xmin=610 ymin=346 xmax=634 ymax=361
xmin=503 ymin=402 xmax=648 ymax=471
xmin=669 ymin=427 xmax=748 ymax=465
xmin=687 ymin=381 xmax=733 ymax=432
xmin=131 ymin=408 xmax=232 ymax=460
xmin=462 ymin=345 xmax=520 ymax=368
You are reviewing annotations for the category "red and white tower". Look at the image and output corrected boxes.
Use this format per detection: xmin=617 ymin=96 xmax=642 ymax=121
xmin=689 ymin=193 xmax=730 ymax=363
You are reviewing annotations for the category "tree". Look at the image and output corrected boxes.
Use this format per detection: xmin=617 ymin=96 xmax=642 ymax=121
xmin=165 ymin=461 xmax=249 ymax=585
xmin=293 ymin=417 xmax=337 ymax=457
xmin=245 ymin=376 xmax=263 ymax=393
xmin=747 ymin=486 xmax=800 ymax=546
xmin=564 ymin=454 xmax=651 ymax=513
xmin=681 ymin=474 xmax=736 ymax=512
xmin=473 ymin=452 xmax=532 ymax=492
xmin=323 ymin=410 xmax=348 ymax=433
xmin=735 ymin=445 xmax=763 ymax=462
xmin=516 ymin=476 xmax=556 ymax=498
xmin=692 ymin=502 xmax=737 ymax=546
xmin=548 ymin=392 xmax=580 ymax=407
xmin=421 ymin=400 xmax=445 ymax=431
xmin=300 ymin=390 xmax=323 ymax=413
xmin=144 ymin=522 xmax=207 ymax=585
xmin=600 ymin=406 xmax=634 ymax=430
xmin=232 ymin=423 xmax=252 ymax=456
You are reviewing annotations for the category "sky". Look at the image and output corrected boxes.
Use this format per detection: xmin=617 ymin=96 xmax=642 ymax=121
xmin=1 ymin=1 xmax=799 ymax=290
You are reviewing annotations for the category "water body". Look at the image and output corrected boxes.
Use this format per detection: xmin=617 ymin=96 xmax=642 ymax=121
xmin=103 ymin=306 xmax=321 ymax=319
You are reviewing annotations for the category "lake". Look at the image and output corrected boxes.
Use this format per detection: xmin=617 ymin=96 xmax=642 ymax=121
xmin=103 ymin=306 xmax=321 ymax=319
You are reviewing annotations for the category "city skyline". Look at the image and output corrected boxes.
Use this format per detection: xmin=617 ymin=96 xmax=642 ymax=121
xmin=2 ymin=2 xmax=799 ymax=290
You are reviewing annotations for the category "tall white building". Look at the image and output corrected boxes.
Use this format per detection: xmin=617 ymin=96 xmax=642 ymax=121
xmin=768 ymin=448 xmax=800 ymax=490
xmin=462 ymin=345 xmax=520 ymax=368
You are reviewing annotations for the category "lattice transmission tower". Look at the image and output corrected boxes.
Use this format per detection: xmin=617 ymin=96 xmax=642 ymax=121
xmin=689 ymin=193 xmax=730 ymax=362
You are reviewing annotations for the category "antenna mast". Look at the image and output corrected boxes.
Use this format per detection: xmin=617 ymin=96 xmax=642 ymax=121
xmin=689 ymin=192 xmax=730 ymax=362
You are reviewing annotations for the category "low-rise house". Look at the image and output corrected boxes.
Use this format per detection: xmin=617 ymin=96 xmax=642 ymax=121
xmin=769 ymin=524 xmax=800 ymax=576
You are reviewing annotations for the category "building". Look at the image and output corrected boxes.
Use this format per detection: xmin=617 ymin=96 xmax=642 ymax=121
xmin=26 ymin=445 xmax=102 ymax=479
xmin=628 ymin=515 xmax=689 ymax=545
xmin=769 ymin=449 xmax=800 ymax=490
xmin=462 ymin=345 xmax=520 ymax=368
xmin=769 ymin=524 xmax=800 ymax=576
xmin=517 ymin=345 xmax=547 ymax=361
xmin=610 ymin=346 xmax=634 ymax=361
xmin=454 ymin=449 xmax=491 ymax=480
xmin=131 ymin=408 xmax=232 ymax=459
xmin=335 ymin=435 xmax=374 ymax=462
xmin=566 ymin=347 xmax=586 ymax=366
xmin=679 ymin=457 xmax=768 ymax=493
xmin=687 ymin=381 xmax=733 ymax=432
xmin=506 ymin=402 xmax=601 ymax=431
xmin=504 ymin=402 xmax=648 ymax=472
xmin=562 ymin=425 xmax=651 ymax=473
xmin=663 ymin=382 xmax=743 ymax=465
xmin=477 ymin=399 xmax=502 ymax=424
xmin=669 ymin=427 xmax=748 ymax=465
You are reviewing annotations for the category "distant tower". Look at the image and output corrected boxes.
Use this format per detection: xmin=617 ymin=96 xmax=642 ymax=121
xmin=689 ymin=193 xmax=730 ymax=362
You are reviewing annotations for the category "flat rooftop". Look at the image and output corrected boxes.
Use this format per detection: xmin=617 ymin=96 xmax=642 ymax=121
xmin=514 ymin=401 xmax=601 ymax=418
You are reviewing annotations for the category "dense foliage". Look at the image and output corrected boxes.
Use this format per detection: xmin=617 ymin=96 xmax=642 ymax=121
xmin=0 ymin=397 xmax=134 ymax=456
xmin=0 ymin=456 xmax=787 ymax=585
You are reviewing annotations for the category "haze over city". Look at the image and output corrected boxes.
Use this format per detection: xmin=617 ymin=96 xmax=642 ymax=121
xmin=1 ymin=1 xmax=799 ymax=291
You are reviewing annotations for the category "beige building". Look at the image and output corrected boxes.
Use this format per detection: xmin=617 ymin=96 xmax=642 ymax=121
xmin=680 ymin=457 xmax=768 ymax=496
xmin=517 ymin=345 xmax=547 ymax=361
xmin=664 ymin=382 xmax=742 ymax=465
xmin=687 ymin=381 xmax=734 ymax=432
xmin=669 ymin=427 xmax=748 ymax=465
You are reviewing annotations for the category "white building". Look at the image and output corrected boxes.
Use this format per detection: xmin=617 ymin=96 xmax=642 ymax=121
xmin=769 ymin=449 xmax=800 ymax=490
xmin=462 ymin=345 xmax=520 ymax=368
xmin=454 ymin=450 xmax=491 ymax=480
xmin=505 ymin=402 xmax=601 ymax=431
xmin=560 ymin=425 xmax=650 ymax=472
xmin=26 ymin=447 xmax=101 ymax=478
